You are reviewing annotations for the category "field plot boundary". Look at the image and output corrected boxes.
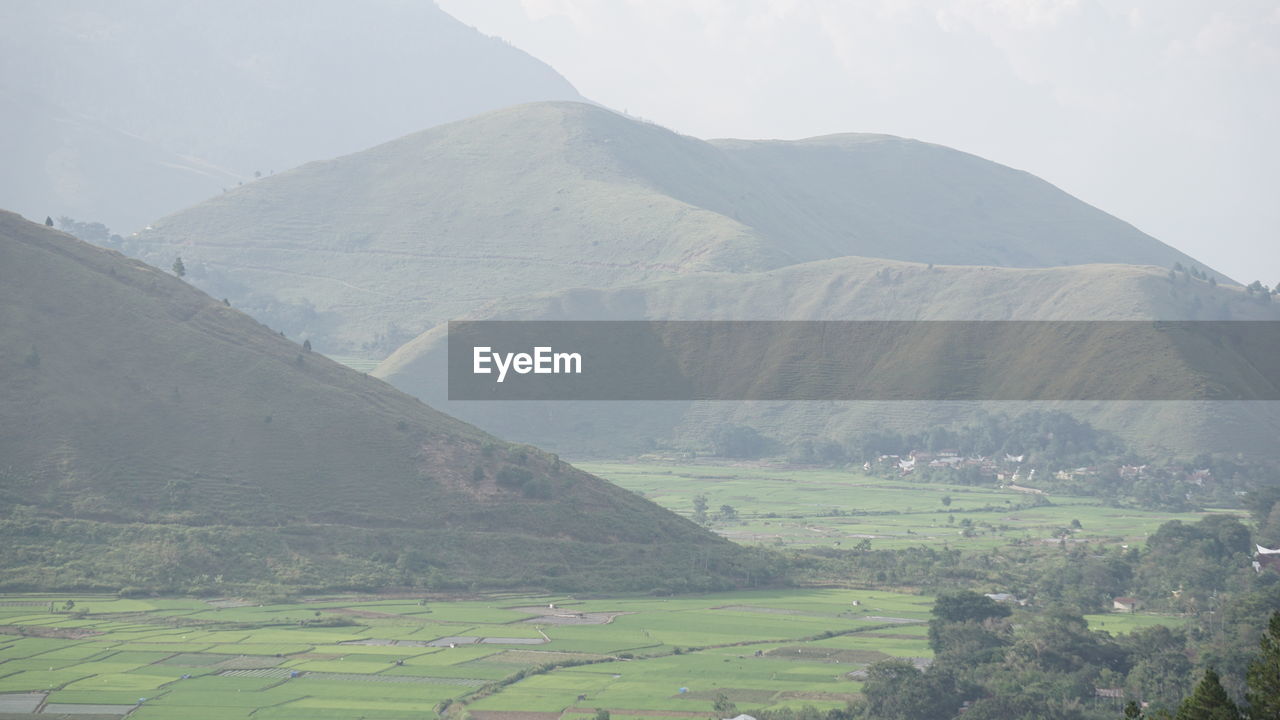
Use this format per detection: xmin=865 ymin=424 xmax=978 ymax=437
xmin=218 ymin=668 xmax=488 ymax=686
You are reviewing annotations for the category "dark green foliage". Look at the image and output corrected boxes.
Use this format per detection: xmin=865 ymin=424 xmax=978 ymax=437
xmin=172 ymin=255 xmax=186 ymax=277
xmin=1246 ymin=612 xmax=1280 ymax=719
xmin=1121 ymin=626 xmax=1193 ymax=710
xmin=713 ymin=692 xmax=738 ymax=717
xmin=1175 ymin=669 xmax=1240 ymax=720
xmin=1134 ymin=515 xmax=1252 ymax=609
xmin=594 ymin=709 xmax=610 ymax=720
xmin=932 ymin=590 xmax=1013 ymax=624
xmin=496 ymin=466 xmax=533 ymax=489
xmin=0 ymin=512 xmax=775 ymax=595
xmin=860 ymin=659 xmax=962 ymax=720
xmin=693 ymin=494 xmax=709 ymax=525
xmin=960 ymin=694 xmax=1084 ymax=720
xmin=44 ymin=216 xmax=53 ymax=226
xmin=753 ymin=706 xmax=853 ymax=720
xmin=712 ymin=424 xmax=771 ymax=459
xmin=522 ymin=477 xmax=554 ymax=499
xmin=56 ymin=216 xmax=114 ymax=247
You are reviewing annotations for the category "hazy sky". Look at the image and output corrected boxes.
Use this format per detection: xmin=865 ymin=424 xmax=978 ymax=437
xmin=437 ymin=0 xmax=1279 ymax=285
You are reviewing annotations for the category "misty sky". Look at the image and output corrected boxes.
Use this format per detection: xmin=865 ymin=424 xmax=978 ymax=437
xmin=437 ymin=0 xmax=1279 ymax=286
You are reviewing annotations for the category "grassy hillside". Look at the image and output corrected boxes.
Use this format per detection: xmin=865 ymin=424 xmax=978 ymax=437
xmin=374 ymin=256 xmax=1280 ymax=458
xmin=0 ymin=211 xmax=750 ymax=594
xmin=123 ymin=102 xmax=1212 ymax=355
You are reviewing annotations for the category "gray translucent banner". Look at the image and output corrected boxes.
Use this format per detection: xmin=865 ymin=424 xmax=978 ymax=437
xmin=447 ymin=321 xmax=1280 ymax=401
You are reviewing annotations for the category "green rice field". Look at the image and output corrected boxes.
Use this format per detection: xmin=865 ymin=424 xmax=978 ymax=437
xmin=0 ymin=462 xmax=1199 ymax=718
xmin=0 ymin=589 xmax=926 ymax=719
xmin=577 ymin=462 xmax=1231 ymax=551
xmin=0 ymin=587 xmax=1185 ymax=720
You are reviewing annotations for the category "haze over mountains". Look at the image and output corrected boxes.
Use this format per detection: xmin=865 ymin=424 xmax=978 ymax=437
xmin=127 ymin=101 xmax=1213 ymax=355
xmin=0 ymin=0 xmax=584 ymax=236
xmin=375 ymin=256 xmax=1280 ymax=458
xmin=0 ymin=213 xmax=745 ymax=593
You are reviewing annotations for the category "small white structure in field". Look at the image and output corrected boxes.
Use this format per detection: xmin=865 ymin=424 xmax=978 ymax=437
xmin=1113 ymin=597 xmax=1140 ymax=613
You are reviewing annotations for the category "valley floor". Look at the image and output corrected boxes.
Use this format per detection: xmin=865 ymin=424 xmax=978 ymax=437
xmin=0 ymin=462 xmax=1201 ymax=718
xmin=577 ymin=461 xmax=1226 ymax=551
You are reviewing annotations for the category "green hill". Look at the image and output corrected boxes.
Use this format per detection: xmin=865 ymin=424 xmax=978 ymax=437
xmin=123 ymin=101 xmax=1212 ymax=355
xmin=374 ymin=256 xmax=1280 ymax=458
xmin=0 ymin=211 xmax=750 ymax=595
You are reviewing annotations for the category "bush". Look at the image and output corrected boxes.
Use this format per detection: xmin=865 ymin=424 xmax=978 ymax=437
xmin=495 ymin=466 xmax=533 ymax=489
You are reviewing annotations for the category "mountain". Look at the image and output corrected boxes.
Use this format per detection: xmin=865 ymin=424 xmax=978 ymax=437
xmin=0 ymin=91 xmax=240 ymax=237
xmin=123 ymin=101 xmax=1213 ymax=355
xmin=373 ymin=256 xmax=1280 ymax=458
xmin=0 ymin=211 xmax=749 ymax=594
xmin=0 ymin=0 xmax=584 ymax=235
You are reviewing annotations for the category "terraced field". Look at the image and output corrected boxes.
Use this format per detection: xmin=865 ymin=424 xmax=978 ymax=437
xmin=0 ymin=590 xmax=934 ymax=719
xmin=577 ymin=462 xmax=1226 ymax=551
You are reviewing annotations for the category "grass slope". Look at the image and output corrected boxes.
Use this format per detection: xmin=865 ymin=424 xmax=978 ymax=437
xmin=374 ymin=256 xmax=1280 ymax=457
xmin=123 ymin=101 xmax=1211 ymax=354
xmin=0 ymin=211 xmax=744 ymax=594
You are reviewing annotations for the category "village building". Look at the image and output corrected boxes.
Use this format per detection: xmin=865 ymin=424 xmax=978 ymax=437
xmin=1113 ymin=597 xmax=1140 ymax=612
xmin=1254 ymin=545 xmax=1280 ymax=573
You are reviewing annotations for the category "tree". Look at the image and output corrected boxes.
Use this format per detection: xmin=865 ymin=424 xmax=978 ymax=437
xmin=928 ymin=591 xmax=1011 ymax=654
xmin=44 ymin=216 xmax=53 ymax=226
xmin=718 ymin=504 xmax=738 ymax=522
xmin=711 ymin=424 xmax=769 ymax=459
xmin=860 ymin=659 xmax=961 ymax=720
xmin=302 ymin=339 xmax=312 ymax=352
xmin=941 ymin=495 xmax=952 ymax=507
xmin=1176 ymin=668 xmax=1241 ymax=720
xmin=1246 ymin=612 xmax=1280 ymax=719
xmin=693 ymin=495 xmax=709 ymax=525
xmin=172 ymin=256 xmax=186 ymax=277
xmin=594 ymin=710 xmax=610 ymax=720
xmin=712 ymin=692 xmax=737 ymax=717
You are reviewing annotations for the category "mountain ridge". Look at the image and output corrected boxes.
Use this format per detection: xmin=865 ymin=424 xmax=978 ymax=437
xmin=124 ymin=101 xmax=1218 ymax=355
